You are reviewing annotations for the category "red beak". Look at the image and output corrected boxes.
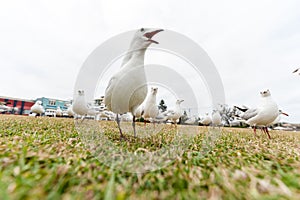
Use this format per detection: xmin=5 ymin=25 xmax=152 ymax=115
xmin=143 ymin=29 xmax=164 ymax=44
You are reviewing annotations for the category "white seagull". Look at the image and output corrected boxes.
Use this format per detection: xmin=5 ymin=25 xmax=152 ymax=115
xmin=56 ymin=106 xmax=63 ymax=117
xmin=199 ymin=113 xmax=211 ymax=126
xmin=143 ymin=87 xmax=159 ymax=124
xmin=162 ymin=99 xmax=184 ymax=125
xmin=211 ymin=110 xmax=222 ymax=127
xmin=73 ymin=90 xmax=99 ymax=119
xmin=30 ymin=100 xmax=45 ymax=116
xmin=104 ymin=28 xmax=163 ymax=138
xmin=270 ymin=110 xmax=289 ymax=126
xmin=0 ymin=102 xmax=11 ymax=113
xmin=66 ymin=104 xmax=74 ymax=117
xmin=184 ymin=117 xmax=198 ymax=125
xmin=236 ymin=89 xmax=279 ymax=139
xmin=73 ymin=90 xmax=89 ymax=116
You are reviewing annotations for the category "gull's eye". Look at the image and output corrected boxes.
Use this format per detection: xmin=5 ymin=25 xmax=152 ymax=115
xmin=140 ymin=28 xmax=144 ymax=32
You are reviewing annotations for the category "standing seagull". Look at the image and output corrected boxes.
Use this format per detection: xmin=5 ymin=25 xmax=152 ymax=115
xmin=56 ymin=106 xmax=63 ymax=117
xmin=73 ymin=90 xmax=99 ymax=119
xmin=211 ymin=110 xmax=222 ymax=127
xmin=199 ymin=113 xmax=211 ymax=126
xmin=30 ymin=100 xmax=45 ymax=116
xmin=104 ymin=28 xmax=163 ymax=139
xmin=66 ymin=104 xmax=75 ymax=117
xmin=73 ymin=90 xmax=89 ymax=117
xmin=163 ymin=99 xmax=184 ymax=125
xmin=236 ymin=89 xmax=279 ymax=139
xmin=293 ymin=68 xmax=300 ymax=75
xmin=143 ymin=87 xmax=159 ymax=124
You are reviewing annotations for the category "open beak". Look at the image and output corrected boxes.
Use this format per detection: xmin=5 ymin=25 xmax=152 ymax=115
xmin=143 ymin=29 xmax=164 ymax=44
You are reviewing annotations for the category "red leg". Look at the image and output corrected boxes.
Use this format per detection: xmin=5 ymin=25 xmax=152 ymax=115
xmin=265 ymin=127 xmax=271 ymax=139
xmin=253 ymin=126 xmax=257 ymax=136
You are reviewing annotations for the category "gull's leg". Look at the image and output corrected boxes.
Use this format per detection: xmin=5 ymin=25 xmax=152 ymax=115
xmin=265 ymin=127 xmax=271 ymax=139
xmin=132 ymin=116 xmax=136 ymax=137
xmin=116 ymin=114 xmax=124 ymax=139
xmin=253 ymin=126 xmax=257 ymax=136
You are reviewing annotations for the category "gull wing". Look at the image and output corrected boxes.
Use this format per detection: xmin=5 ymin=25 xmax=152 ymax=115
xmin=162 ymin=110 xmax=175 ymax=116
xmin=241 ymin=108 xmax=259 ymax=120
xmin=104 ymin=77 xmax=117 ymax=110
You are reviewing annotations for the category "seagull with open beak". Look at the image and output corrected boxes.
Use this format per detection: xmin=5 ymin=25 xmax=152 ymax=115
xmin=104 ymin=28 xmax=164 ymax=139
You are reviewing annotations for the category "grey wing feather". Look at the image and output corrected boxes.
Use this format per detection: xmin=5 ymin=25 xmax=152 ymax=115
xmin=242 ymin=108 xmax=259 ymax=120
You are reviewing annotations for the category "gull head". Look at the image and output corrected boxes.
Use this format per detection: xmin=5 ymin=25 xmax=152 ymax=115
xmin=279 ymin=110 xmax=289 ymax=116
xmin=36 ymin=100 xmax=42 ymax=105
xmin=130 ymin=28 xmax=164 ymax=49
xmin=260 ymin=89 xmax=271 ymax=97
xmin=151 ymin=87 xmax=158 ymax=95
xmin=77 ymin=90 xmax=85 ymax=96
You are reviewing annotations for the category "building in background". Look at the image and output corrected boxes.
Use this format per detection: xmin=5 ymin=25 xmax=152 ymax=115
xmin=36 ymin=97 xmax=70 ymax=112
xmin=0 ymin=96 xmax=35 ymax=115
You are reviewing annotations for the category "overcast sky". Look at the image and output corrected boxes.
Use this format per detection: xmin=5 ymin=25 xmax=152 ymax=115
xmin=0 ymin=0 xmax=299 ymax=122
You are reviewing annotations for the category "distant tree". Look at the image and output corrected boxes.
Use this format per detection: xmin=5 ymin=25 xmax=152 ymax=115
xmin=158 ymin=99 xmax=167 ymax=112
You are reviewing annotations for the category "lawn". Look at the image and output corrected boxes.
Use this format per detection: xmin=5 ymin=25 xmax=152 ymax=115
xmin=0 ymin=115 xmax=300 ymax=199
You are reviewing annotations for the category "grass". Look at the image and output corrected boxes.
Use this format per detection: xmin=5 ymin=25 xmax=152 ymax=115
xmin=0 ymin=115 xmax=300 ymax=199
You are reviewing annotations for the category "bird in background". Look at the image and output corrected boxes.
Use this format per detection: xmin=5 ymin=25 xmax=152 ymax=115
xmin=211 ymin=110 xmax=222 ymax=127
xmin=142 ymin=87 xmax=159 ymax=126
xmin=73 ymin=90 xmax=99 ymax=120
xmin=56 ymin=106 xmax=62 ymax=117
xmin=66 ymin=104 xmax=74 ymax=117
xmin=104 ymin=28 xmax=163 ymax=139
xmin=270 ymin=109 xmax=289 ymax=126
xmin=199 ymin=113 xmax=211 ymax=126
xmin=235 ymin=89 xmax=279 ymax=139
xmin=162 ymin=99 xmax=184 ymax=125
xmin=30 ymin=100 xmax=45 ymax=116
xmin=293 ymin=68 xmax=300 ymax=75
xmin=0 ymin=102 xmax=11 ymax=113
xmin=184 ymin=116 xmax=198 ymax=125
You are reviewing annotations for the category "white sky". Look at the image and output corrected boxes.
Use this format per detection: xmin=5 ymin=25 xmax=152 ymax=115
xmin=0 ymin=0 xmax=299 ymax=122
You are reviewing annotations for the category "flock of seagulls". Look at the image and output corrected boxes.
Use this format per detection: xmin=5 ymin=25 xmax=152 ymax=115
xmin=21 ymin=28 xmax=297 ymax=140
xmin=71 ymin=28 xmax=291 ymax=140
